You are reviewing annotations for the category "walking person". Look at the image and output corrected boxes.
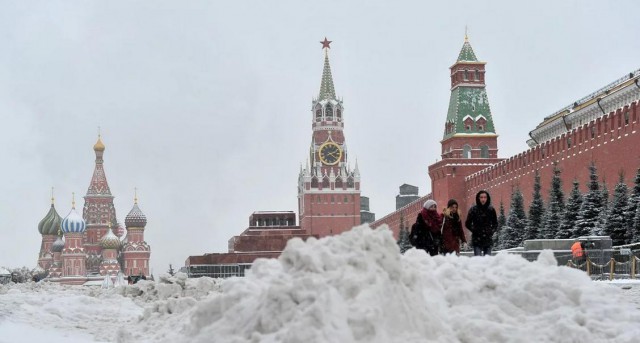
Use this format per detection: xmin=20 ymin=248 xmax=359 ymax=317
xmin=465 ymin=190 xmax=498 ymax=256
xmin=441 ymin=199 xmax=466 ymax=255
xmin=571 ymin=239 xmax=585 ymax=265
xmin=410 ymin=199 xmax=443 ymax=256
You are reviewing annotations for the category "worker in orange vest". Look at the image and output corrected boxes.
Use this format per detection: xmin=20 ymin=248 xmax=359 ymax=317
xmin=571 ymin=240 xmax=585 ymax=264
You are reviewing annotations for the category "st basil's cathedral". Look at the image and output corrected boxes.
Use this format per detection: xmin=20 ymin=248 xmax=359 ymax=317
xmin=35 ymin=135 xmax=151 ymax=285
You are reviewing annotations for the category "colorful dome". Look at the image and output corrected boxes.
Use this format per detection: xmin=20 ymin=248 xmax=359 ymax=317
xmin=125 ymin=203 xmax=147 ymax=228
xmin=51 ymin=235 xmax=65 ymax=252
xmin=93 ymin=136 xmax=105 ymax=152
xmin=100 ymin=228 xmax=121 ymax=249
xmin=61 ymin=207 xmax=86 ymax=233
xmin=38 ymin=204 xmax=62 ymax=236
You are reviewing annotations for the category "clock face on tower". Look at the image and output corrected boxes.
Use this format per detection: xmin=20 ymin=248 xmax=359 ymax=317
xmin=319 ymin=142 xmax=342 ymax=165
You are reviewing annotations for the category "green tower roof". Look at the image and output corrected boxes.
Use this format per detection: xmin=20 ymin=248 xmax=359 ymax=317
xmin=457 ymin=40 xmax=478 ymax=62
xmin=318 ymin=51 xmax=336 ymax=101
xmin=443 ymin=87 xmax=496 ymax=139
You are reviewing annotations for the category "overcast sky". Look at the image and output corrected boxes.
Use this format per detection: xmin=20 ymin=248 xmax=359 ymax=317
xmin=1 ymin=0 xmax=639 ymax=275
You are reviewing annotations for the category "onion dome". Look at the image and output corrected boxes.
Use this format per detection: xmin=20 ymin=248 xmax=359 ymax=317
xmin=125 ymin=202 xmax=147 ymax=228
xmin=93 ymin=135 xmax=105 ymax=152
xmin=51 ymin=234 xmax=65 ymax=252
xmin=61 ymin=199 xmax=86 ymax=234
xmin=38 ymin=204 xmax=63 ymax=236
xmin=100 ymin=228 xmax=121 ymax=249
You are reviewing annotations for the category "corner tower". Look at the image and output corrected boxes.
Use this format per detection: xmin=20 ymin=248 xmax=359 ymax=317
xmin=298 ymin=38 xmax=361 ymax=237
xmin=428 ymin=34 xmax=503 ymax=210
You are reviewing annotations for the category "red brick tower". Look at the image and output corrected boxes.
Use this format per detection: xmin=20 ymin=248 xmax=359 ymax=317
xmin=428 ymin=34 xmax=503 ymax=211
xmin=61 ymin=195 xmax=88 ymax=285
xmin=298 ymin=38 xmax=361 ymax=237
xmin=83 ymin=134 xmax=118 ymax=273
xmin=99 ymin=221 xmax=121 ymax=278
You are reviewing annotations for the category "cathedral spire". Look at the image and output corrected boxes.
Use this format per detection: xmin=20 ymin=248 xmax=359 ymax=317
xmin=86 ymin=135 xmax=113 ymax=196
xmin=318 ymin=37 xmax=336 ymax=101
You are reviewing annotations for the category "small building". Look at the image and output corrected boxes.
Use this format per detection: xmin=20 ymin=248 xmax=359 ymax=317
xmin=185 ymin=212 xmax=317 ymax=278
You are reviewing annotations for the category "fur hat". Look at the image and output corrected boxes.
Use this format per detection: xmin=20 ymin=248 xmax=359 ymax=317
xmin=447 ymin=199 xmax=458 ymax=208
xmin=423 ymin=199 xmax=437 ymax=209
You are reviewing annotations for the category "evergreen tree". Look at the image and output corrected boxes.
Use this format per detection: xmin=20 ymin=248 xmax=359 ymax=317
xmin=397 ymin=212 xmax=413 ymax=253
xmin=558 ymin=179 xmax=583 ymax=238
xmin=626 ymin=167 xmax=640 ymax=234
xmin=493 ymin=201 xmax=506 ymax=249
xmin=525 ymin=170 xmax=545 ymax=240
xmin=597 ymin=179 xmax=610 ymax=236
xmin=574 ymin=162 xmax=604 ymax=237
xmin=167 ymin=264 xmax=175 ymax=276
xmin=633 ymin=205 xmax=640 ymax=243
xmin=542 ymin=164 xmax=565 ymax=238
xmin=605 ymin=172 xmax=629 ymax=245
xmin=397 ymin=227 xmax=413 ymax=254
xmin=500 ymin=187 xmax=527 ymax=249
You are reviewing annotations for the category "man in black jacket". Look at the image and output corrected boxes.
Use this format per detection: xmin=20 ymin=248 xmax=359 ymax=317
xmin=465 ymin=190 xmax=498 ymax=256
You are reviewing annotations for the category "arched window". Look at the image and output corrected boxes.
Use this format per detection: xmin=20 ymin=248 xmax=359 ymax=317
xmin=463 ymin=70 xmax=469 ymax=81
xmin=347 ymin=177 xmax=355 ymax=188
xmin=336 ymin=107 xmax=342 ymax=121
xmin=474 ymin=70 xmax=479 ymax=81
xmin=322 ymin=176 xmax=330 ymax=188
xmin=463 ymin=145 xmax=472 ymax=158
xmin=315 ymin=105 xmax=322 ymax=122
xmin=311 ymin=177 xmax=318 ymax=188
xmin=480 ymin=145 xmax=489 ymax=158
xmin=325 ymin=104 xmax=333 ymax=121
xmin=335 ymin=177 xmax=343 ymax=189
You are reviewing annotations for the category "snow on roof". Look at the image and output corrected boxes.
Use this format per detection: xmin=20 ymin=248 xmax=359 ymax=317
xmin=0 ymin=267 xmax=10 ymax=275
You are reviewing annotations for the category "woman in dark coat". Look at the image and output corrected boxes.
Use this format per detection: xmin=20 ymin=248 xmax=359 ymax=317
xmin=441 ymin=199 xmax=466 ymax=255
xmin=410 ymin=199 xmax=443 ymax=256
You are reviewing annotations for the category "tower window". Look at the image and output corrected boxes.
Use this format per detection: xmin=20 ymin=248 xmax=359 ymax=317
xmin=325 ymin=104 xmax=333 ymax=121
xmin=480 ymin=145 xmax=489 ymax=158
xmin=463 ymin=70 xmax=469 ymax=81
xmin=466 ymin=125 xmax=471 ymax=132
xmin=463 ymin=145 xmax=472 ymax=158
xmin=478 ymin=125 xmax=484 ymax=132
xmin=474 ymin=70 xmax=479 ymax=81
xmin=336 ymin=108 xmax=342 ymax=121
xmin=315 ymin=107 xmax=322 ymax=122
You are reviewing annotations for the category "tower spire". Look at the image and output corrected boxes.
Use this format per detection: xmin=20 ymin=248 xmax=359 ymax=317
xmin=51 ymin=187 xmax=55 ymax=205
xmin=134 ymin=187 xmax=138 ymax=205
xmin=72 ymin=192 xmax=76 ymax=209
xmin=318 ymin=37 xmax=336 ymax=101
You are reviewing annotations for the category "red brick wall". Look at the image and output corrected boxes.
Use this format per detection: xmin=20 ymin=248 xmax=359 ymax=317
xmin=465 ymin=101 xmax=640 ymax=214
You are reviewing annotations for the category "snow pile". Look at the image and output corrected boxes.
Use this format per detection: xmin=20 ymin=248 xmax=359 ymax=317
xmin=173 ymin=224 xmax=640 ymax=343
xmin=2 ymin=225 xmax=640 ymax=343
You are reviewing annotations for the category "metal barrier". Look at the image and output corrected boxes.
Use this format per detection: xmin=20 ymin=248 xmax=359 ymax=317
xmin=566 ymin=249 xmax=640 ymax=280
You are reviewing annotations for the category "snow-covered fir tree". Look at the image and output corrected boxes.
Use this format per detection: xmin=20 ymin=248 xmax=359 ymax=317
xmin=397 ymin=227 xmax=413 ymax=254
xmin=604 ymin=172 xmax=629 ymax=245
xmin=597 ymin=179 xmax=610 ymax=236
xmin=525 ymin=170 xmax=545 ymax=240
xmin=558 ymin=179 xmax=583 ymax=238
xmin=542 ymin=164 xmax=564 ymax=239
xmin=500 ymin=187 xmax=527 ymax=249
xmin=493 ymin=201 xmax=506 ymax=250
xmin=626 ymin=167 xmax=640 ymax=234
xmin=397 ymin=213 xmax=413 ymax=253
xmin=574 ymin=162 xmax=604 ymax=237
xmin=633 ymin=204 xmax=640 ymax=243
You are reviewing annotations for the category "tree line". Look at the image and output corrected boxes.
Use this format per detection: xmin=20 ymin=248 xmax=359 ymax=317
xmin=396 ymin=162 xmax=640 ymax=253
xmin=494 ymin=162 xmax=640 ymax=250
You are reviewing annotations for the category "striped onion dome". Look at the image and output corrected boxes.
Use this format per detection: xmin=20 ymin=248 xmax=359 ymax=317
xmin=125 ymin=203 xmax=147 ymax=228
xmin=61 ymin=207 xmax=86 ymax=234
xmin=51 ymin=235 xmax=65 ymax=252
xmin=38 ymin=204 xmax=62 ymax=236
xmin=100 ymin=228 xmax=121 ymax=249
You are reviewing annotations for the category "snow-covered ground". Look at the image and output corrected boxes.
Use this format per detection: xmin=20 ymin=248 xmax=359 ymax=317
xmin=2 ymin=225 xmax=640 ymax=343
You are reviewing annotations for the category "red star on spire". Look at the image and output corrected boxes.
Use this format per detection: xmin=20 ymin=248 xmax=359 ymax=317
xmin=320 ymin=37 xmax=332 ymax=49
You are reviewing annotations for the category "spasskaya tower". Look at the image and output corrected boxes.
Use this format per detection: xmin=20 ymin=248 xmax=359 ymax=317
xmin=298 ymin=38 xmax=361 ymax=237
